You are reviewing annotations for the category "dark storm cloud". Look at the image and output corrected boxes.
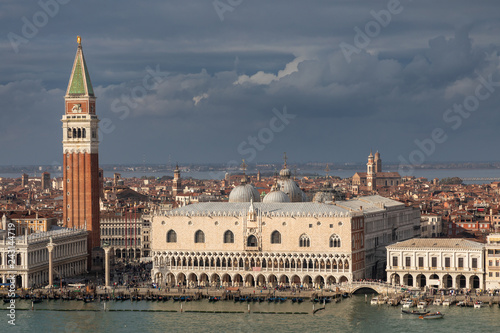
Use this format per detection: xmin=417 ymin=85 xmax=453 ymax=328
xmin=1 ymin=0 xmax=500 ymax=165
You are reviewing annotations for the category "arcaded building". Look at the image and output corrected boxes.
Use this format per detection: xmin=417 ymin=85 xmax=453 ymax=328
xmin=386 ymin=238 xmax=485 ymax=290
xmin=150 ymin=164 xmax=420 ymax=288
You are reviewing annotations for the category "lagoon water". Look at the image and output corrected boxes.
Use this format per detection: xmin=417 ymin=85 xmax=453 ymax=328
xmin=4 ymin=295 xmax=499 ymax=332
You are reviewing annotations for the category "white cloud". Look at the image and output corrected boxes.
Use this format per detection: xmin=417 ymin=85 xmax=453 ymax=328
xmin=234 ymin=57 xmax=306 ymax=85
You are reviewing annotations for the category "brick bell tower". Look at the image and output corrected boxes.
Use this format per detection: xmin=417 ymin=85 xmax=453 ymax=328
xmin=62 ymin=36 xmax=100 ymax=270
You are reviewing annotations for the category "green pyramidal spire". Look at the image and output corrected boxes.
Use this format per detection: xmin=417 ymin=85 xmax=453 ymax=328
xmin=66 ymin=36 xmax=94 ymax=97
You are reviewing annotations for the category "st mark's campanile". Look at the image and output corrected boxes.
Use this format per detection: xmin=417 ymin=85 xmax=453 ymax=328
xmin=62 ymin=36 xmax=100 ymax=269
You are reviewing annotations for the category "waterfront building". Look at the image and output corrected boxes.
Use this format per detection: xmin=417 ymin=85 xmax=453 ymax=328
xmin=352 ymin=151 xmax=401 ymax=191
xmin=150 ymin=160 xmax=420 ymax=287
xmin=485 ymin=233 xmax=500 ymax=290
xmin=61 ymin=37 xmax=100 ymax=269
xmin=333 ymin=196 xmax=420 ymax=280
xmin=0 ymin=227 xmax=88 ymax=288
xmin=151 ymin=201 xmax=365 ymax=288
xmin=386 ymin=238 xmax=485 ymax=290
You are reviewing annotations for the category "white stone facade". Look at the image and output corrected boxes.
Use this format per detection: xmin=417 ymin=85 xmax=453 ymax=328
xmin=485 ymin=234 xmax=500 ymax=290
xmin=386 ymin=238 xmax=485 ymax=290
xmin=0 ymin=227 xmax=88 ymax=288
xmin=151 ymin=202 xmax=364 ymax=288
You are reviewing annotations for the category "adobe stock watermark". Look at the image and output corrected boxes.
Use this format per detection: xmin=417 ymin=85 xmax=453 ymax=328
xmin=339 ymin=0 xmax=410 ymax=64
xmin=398 ymin=73 xmax=500 ymax=176
xmin=5 ymin=222 xmax=17 ymax=326
xmin=209 ymin=106 xmax=296 ymax=179
xmin=99 ymin=65 xmax=169 ymax=142
xmin=213 ymin=0 xmax=243 ymax=21
xmin=8 ymin=0 xmax=72 ymax=54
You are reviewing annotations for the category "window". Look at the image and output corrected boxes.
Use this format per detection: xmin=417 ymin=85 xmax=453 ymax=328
xmin=194 ymin=230 xmax=205 ymax=243
xmin=405 ymin=257 xmax=411 ymax=267
xmin=497 ymin=272 xmax=499 ymax=277
xmin=299 ymin=234 xmax=310 ymax=247
xmin=271 ymin=231 xmax=281 ymax=244
xmin=445 ymin=257 xmax=450 ymax=268
xmin=418 ymin=257 xmax=424 ymax=268
xmin=392 ymin=256 xmax=398 ymax=267
xmin=329 ymin=234 xmax=341 ymax=248
xmin=166 ymin=230 xmax=177 ymax=243
xmin=431 ymin=257 xmax=437 ymax=268
xmin=458 ymin=258 xmax=464 ymax=268
xmin=472 ymin=258 xmax=478 ymax=268
xmin=247 ymin=235 xmax=257 ymax=247
xmin=489 ymin=260 xmax=493 ymax=267
xmin=224 ymin=230 xmax=234 ymax=244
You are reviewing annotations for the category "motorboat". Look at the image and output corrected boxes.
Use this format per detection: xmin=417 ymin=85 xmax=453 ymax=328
xmin=419 ymin=312 xmax=444 ymax=319
xmin=370 ymin=297 xmax=379 ymax=305
xmin=433 ymin=299 xmax=442 ymax=306
xmin=474 ymin=301 xmax=483 ymax=309
xmin=442 ymin=299 xmax=451 ymax=306
xmin=401 ymin=299 xmax=414 ymax=308
xmin=417 ymin=301 xmax=427 ymax=309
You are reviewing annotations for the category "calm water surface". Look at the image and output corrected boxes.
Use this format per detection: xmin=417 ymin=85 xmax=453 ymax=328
xmin=3 ymin=295 xmax=499 ymax=332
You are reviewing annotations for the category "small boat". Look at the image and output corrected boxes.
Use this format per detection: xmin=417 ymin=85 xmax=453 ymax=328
xmin=32 ymin=298 xmax=43 ymax=304
xmin=474 ymin=301 xmax=483 ymax=309
xmin=342 ymin=293 xmax=350 ymax=298
xmin=419 ymin=312 xmax=444 ymax=319
xmin=370 ymin=297 xmax=379 ymax=305
xmin=173 ymin=297 xmax=180 ymax=302
xmin=402 ymin=309 xmax=430 ymax=315
xmin=279 ymin=297 xmax=287 ymax=303
xmin=456 ymin=301 xmax=466 ymax=307
xmin=433 ymin=299 xmax=442 ymax=306
xmin=3 ymin=299 xmax=12 ymax=303
xmin=83 ymin=297 xmax=94 ymax=303
xmin=442 ymin=299 xmax=450 ymax=306
xmin=209 ymin=296 xmax=220 ymax=302
xmin=268 ymin=297 xmax=276 ymax=302
xmin=258 ymin=297 xmax=265 ymax=303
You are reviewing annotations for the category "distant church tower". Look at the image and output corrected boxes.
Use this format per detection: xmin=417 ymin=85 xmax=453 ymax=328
xmin=172 ymin=164 xmax=182 ymax=197
xmin=366 ymin=150 xmax=376 ymax=191
xmin=62 ymin=36 xmax=100 ymax=267
xmin=374 ymin=151 xmax=382 ymax=173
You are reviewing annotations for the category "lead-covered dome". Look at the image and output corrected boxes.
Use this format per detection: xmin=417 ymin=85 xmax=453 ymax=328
xmin=228 ymin=178 xmax=261 ymax=203
xmin=263 ymin=183 xmax=291 ymax=203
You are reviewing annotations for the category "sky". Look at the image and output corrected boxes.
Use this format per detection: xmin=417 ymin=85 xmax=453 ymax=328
xmin=1 ymin=0 xmax=500 ymax=168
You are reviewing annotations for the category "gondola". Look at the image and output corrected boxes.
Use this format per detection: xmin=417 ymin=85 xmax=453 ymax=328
xmin=267 ymin=297 xmax=275 ymax=302
xmin=209 ymin=296 xmax=220 ymax=302
xmin=32 ymin=298 xmax=43 ymax=304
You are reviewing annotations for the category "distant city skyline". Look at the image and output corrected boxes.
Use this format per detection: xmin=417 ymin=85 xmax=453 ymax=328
xmin=2 ymin=1 xmax=500 ymax=166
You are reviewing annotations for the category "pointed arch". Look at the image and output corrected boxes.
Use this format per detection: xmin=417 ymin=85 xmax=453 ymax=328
xmin=299 ymin=234 xmax=310 ymax=247
xmin=329 ymin=234 xmax=341 ymax=248
xmin=194 ymin=230 xmax=205 ymax=243
xmin=166 ymin=229 xmax=177 ymax=243
xmin=223 ymin=230 xmax=234 ymax=243
xmin=271 ymin=230 xmax=281 ymax=244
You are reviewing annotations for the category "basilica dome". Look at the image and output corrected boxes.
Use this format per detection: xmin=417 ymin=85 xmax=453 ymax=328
xmin=228 ymin=179 xmax=261 ymax=203
xmin=263 ymin=186 xmax=291 ymax=203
